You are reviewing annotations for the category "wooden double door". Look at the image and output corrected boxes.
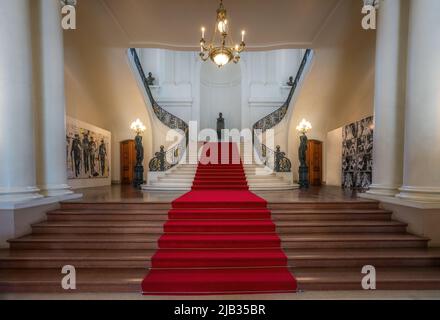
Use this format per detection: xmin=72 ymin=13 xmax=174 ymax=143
xmin=120 ymin=140 xmax=136 ymax=185
xmin=307 ymin=139 xmax=323 ymax=186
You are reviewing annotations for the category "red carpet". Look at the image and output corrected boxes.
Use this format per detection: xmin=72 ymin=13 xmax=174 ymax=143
xmin=141 ymin=142 xmax=297 ymax=295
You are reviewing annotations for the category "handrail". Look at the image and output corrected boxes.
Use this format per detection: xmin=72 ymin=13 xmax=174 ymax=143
xmin=129 ymin=48 xmax=189 ymax=135
xmin=257 ymin=144 xmax=292 ymax=173
xmin=130 ymin=48 xmax=189 ymax=171
xmin=253 ymin=49 xmax=312 ymax=172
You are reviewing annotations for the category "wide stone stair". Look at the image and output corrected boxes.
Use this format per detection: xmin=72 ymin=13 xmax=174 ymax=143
xmin=144 ymin=164 xmax=296 ymax=191
xmin=1 ymin=200 xmax=440 ymax=293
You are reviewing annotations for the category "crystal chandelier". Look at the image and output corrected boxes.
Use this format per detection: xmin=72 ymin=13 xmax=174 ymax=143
xmin=199 ymin=0 xmax=246 ymax=67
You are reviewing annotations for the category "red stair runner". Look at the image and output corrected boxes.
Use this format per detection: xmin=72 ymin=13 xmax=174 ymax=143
xmin=141 ymin=142 xmax=297 ymax=295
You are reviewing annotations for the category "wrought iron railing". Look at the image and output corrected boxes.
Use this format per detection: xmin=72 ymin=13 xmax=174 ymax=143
xmin=130 ymin=48 xmax=189 ymax=171
xmin=253 ymin=49 xmax=312 ymax=172
xmin=255 ymin=144 xmax=291 ymax=173
xmin=149 ymin=141 xmax=186 ymax=172
xmin=252 ymin=49 xmax=312 ymax=133
xmin=129 ymin=48 xmax=189 ymax=135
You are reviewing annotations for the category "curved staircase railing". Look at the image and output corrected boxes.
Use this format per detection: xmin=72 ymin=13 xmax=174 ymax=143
xmin=253 ymin=49 xmax=312 ymax=172
xmin=129 ymin=48 xmax=188 ymax=171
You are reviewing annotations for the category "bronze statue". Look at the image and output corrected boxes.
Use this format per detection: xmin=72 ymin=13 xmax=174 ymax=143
xmin=298 ymin=134 xmax=308 ymax=167
xmin=133 ymin=134 xmax=145 ymax=188
xmin=147 ymin=72 xmax=155 ymax=86
xmin=216 ymin=113 xmax=225 ymax=141
xmin=298 ymin=133 xmax=309 ymax=188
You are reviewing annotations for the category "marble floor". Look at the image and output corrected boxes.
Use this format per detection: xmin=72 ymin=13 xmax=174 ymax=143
xmin=70 ymin=185 xmax=365 ymax=204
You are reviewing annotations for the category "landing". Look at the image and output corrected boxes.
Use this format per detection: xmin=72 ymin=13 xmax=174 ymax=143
xmin=68 ymin=185 xmax=373 ymax=204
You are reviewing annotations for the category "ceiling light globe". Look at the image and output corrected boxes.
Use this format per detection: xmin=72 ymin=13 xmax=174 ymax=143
xmin=213 ymin=53 xmax=230 ymax=67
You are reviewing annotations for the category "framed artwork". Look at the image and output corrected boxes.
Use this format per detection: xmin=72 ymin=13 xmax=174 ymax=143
xmin=66 ymin=117 xmax=111 ymax=180
xmin=342 ymin=116 xmax=373 ymax=191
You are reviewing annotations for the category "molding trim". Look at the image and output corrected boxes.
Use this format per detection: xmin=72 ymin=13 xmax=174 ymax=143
xmin=129 ymin=41 xmax=314 ymax=51
xmin=0 ymin=193 xmax=82 ymax=210
xmin=366 ymin=183 xmax=401 ymax=197
xmin=396 ymin=186 xmax=440 ymax=203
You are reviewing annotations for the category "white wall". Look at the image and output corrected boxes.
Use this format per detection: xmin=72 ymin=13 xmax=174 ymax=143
xmin=325 ymin=127 xmax=343 ymax=186
xmin=200 ymin=61 xmax=241 ymax=130
xmin=138 ymin=48 xmax=303 ymax=133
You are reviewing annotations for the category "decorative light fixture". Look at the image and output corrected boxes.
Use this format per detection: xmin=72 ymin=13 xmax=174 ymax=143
xmin=199 ymin=0 xmax=246 ymax=67
xmin=130 ymin=119 xmax=146 ymax=135
xmin=296 ymin=119 xmax=312 ymax=134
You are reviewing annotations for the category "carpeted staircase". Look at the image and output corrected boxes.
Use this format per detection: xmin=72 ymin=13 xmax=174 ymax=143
xmin=141 ymin=142 xmax=297 ymax=294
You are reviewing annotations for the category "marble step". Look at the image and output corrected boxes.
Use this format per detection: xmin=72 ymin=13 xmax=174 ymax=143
xmin=30 ymin=220 xmax=407 ymax=235
xmin=2 ymin=248 xmax=440 ymax=269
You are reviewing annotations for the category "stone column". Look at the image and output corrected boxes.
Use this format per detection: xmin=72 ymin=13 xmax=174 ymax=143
xmin=367 ymin=0 xmax=408 ymax=196
xmin=396 ymin=0 xmax=440 ymax=202
xmin=0 ymin=0 xmax=43 ymax=203
xmin=33 ymin=0 xmax=73 ymax=196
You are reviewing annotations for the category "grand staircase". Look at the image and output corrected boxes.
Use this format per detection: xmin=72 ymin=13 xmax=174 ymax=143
xmin=145 ymin=164 xmax=295 ymax=191
xmin=1 ymin=198 xmax=440 ymax=293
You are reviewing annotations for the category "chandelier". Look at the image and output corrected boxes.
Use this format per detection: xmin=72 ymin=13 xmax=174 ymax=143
xmin=199 ymin=0 xmax=246 ymax=67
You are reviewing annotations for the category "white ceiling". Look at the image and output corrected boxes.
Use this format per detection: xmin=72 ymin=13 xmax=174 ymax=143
xmin=94 ymin=0 xmax=344 ymax=50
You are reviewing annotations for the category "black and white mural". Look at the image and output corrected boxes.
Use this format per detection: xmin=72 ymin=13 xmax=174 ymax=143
xmin=342 ymin=116 xmax=374 ymax=190
xmin=66 ymin=117 xmax=111 ymax=180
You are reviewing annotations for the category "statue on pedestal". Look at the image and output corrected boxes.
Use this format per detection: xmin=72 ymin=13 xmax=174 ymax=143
xmin=133 ymin=134 xmax=145 ymax=188
xmin=146 ymin=72 xmax=155 ymax=86
xmin=216 ymin=113 xmax=225 ymax=141
xmin=298 ymin=133 xmax=309 ymax=188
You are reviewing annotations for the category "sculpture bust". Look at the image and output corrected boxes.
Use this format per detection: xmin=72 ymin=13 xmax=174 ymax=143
xmin=147 ymin=72 xmax=155 ymax=86
xmin=216 ymin=113 xmax=225 ymax=141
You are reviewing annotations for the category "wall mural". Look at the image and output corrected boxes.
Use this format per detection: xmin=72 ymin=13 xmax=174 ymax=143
xmin=342 ymin=116 xmax=374 ymax=191
xmin=66 ymin=117 xmax=111 ymax=180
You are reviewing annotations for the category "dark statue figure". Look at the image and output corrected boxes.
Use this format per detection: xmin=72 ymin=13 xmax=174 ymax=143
xmin=133 ymin=134 xmax=145 ymax=188
xmin=286 ymin=76 xmax=294 ymax=86
xmin=82 ymin=133 xmax=90 ymax=174
xmin=156 ymin=146 xmax=166 ymax=171
xmin=98 ymin=139 xmax=107 ymax=176
xmin=89 ymin=136 xmax=97 ymax=177
xmin=146 ymin=72 xmax=155 ymax=86
xmin=216 ymin=113 xmax=225 ymax=141
xmin=71 ymin=134 xmax=82 ymax=177
xmin=298 ymin=133 xmax=309 ymax=188
xmin=274 ymin=145 xmax=292 ymax=172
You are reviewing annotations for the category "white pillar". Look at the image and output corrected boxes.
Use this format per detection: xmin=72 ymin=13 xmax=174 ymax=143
xmin=0 ymin=0 xmax=43 ymax=203
xmin=367 ymin=0 xmax=408 ymax=197
xmin=34 ymin=0 xmax=73 ymax=196
xmin=397 ymin=0 xmax=440 ymax=202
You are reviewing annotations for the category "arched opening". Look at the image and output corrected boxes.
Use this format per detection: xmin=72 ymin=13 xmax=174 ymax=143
xmin=200 ymin=61 xmax=242 ymax=131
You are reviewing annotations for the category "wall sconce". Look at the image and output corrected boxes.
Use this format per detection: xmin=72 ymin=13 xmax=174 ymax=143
xmin=296 ymin=118 xmax=312 ymax=135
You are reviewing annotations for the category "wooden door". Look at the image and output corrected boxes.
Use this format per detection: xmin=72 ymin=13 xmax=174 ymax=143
xmin=307 ymin=140 xmax=323 ymax=186
xmin=120 ymin=140 xmax=136 ymax=185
